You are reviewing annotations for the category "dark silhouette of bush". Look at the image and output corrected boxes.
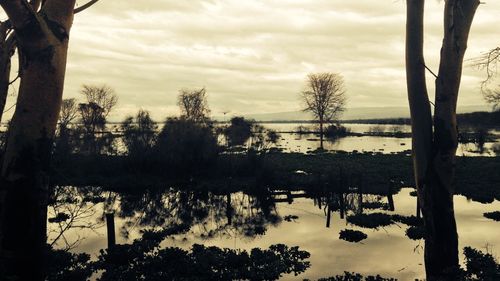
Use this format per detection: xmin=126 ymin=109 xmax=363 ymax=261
xmin=93 ymin=229 xmax=311 ymax=281
xmin=346 ymin=213 xmax=393 ymax=229
xmin=462 ymin=246 xmax=500 ymax=280
xmin=324 ymin=124 xmax=349 ymax=138
xmin=155 ymin=117 xmax=220 ymax=174
xmin=339 ymin=229 xmax=367 ymax=243
xmin=46 ymin=246 xmax=92 ymax=281
xmin=224 ymin=116 xmax=253 ymax=147
xmin=483 ymin=211 xmax=500 ymax=221
xmin=121 ymin=109 xmax=157 ymax=158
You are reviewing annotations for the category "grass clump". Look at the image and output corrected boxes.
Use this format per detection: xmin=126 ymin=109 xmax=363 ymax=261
xmin=483 ymin=211 xmax=500 ymax=222
xmin=346 ymin=213 xmax=393 ymax=229
xmin=405 ymin=225 xmax=425 ymax=240
xmin=339 ymin=229 xmax=367 ymax=243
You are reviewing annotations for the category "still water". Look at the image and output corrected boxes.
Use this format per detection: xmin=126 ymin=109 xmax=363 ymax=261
xmin=216 ymin=122 xmax=496 ymax=156
xmin=48 ymin=187 xmax=500 ymax=280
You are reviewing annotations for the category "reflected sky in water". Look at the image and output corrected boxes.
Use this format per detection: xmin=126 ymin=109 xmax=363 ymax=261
xmin=47 ymin=187 xmax=500 ymax=280
xmin=229 ymin=123 xmax=498 ymax=156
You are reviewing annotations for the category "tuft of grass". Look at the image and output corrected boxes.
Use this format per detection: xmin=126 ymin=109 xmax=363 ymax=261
xmin=406 ymin=226 xmax=425 ymax=240
xmin=346 ymin=213 xmax=393 ymax=229
xmin=483 ymin=211 xmax=500 ymax=222
xmin=339 ymin=229 xmax=367 ymax=243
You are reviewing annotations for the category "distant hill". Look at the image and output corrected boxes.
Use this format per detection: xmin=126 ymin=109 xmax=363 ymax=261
xmin=216 ymin=105 xmax=491 ymax=121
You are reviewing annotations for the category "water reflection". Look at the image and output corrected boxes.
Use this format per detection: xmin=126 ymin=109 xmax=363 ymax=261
xmin=47 ymin=186 xmax=500 ymax=280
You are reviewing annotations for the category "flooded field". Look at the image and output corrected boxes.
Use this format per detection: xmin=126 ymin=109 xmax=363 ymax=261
xmin=48 ymin=187 xmax=500 ymax=280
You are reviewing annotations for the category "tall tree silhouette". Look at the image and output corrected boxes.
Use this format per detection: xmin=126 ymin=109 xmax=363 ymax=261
xmin=0 ymin=1 xmax=98 ymax=280
xmin=405 ymin=0 xmax=479 ymax=279
xmin=301 ymin=73 xmax=346 ymax=149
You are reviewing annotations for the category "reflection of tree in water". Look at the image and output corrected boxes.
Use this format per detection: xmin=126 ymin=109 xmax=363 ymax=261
xmin=313 ymin=185 xmax=397 ymax=228
xmin=116 ymin=189 xmax=281 ymax=240
xmin=47 ymin=186 xmax=106 ymax=251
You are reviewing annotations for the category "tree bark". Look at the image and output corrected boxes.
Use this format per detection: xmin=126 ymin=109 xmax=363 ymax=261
xmin=0 ymin=1 xmax=76 ymax=280
xmin=319 ymin=117 xmax=324 ymax=149
xmin=406 ymin=0 xmax=479 ymax=279
xmin=0 ymin=25 xmax=15 ymax=124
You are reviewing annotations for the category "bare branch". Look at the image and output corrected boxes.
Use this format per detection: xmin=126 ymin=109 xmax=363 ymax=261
xmin=470 ymin=47 xmax=500 ymax=90
xmin=74 ymin=0 xmax=99 ymax=14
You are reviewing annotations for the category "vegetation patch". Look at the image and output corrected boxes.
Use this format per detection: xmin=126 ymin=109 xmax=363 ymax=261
xmin=483 ymin=211 xmax=500 ymax=221
xmin=346 ymin=213 xmax=393 ymax=229
xmin=405 ymin=226 xmax=425 ymax=240
xmin=48 ymin=212 xmax=70 ymax=223
xmin=361 ymin=201 xmax=389 ymax=210
xmin=390 ymin=215 xmax=423 ymax=227
xmin=339 ymin=229 xmax=367 ymax=243
xmin=317 ymin=272 xmax=396 ymax=281
xmin=283 ymin=215 xmax=299 ymax=222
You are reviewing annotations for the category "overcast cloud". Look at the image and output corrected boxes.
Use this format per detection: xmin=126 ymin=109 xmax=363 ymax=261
xmin=3 ymin=0 xmax=500 ymax=121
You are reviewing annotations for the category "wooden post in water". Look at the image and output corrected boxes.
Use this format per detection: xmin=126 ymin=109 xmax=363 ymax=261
xmin=326 ymin=192 xmax=332 ymax=228
xmin=339 ymin=168 xmax=346 ymax=219
xmin=326 ymin=204 xmax=331 ymax=228
xmin=106 ymin=212 xmax=116 ymax=249
xmin=416 ymin=197 xmax=421 ymax=218
xmin=357 ymin=174 xmax=363 ymax=214
xmin=226 ymin=193 xmax=233 ymax=225
xmin=387 ymin=180 xmax=395 ymax=211
xmin=339 ymin=193 xmax=345 ymax=219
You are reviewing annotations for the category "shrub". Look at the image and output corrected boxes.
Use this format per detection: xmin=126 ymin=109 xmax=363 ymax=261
xmin=121 ymin=109 xmax=158 ymax=157
xmin=339 ymin=229 xmax=367 ymax=243
xmin=224 ymin=116 xmax=253 ymax=147
xmin=155 ymin=117 xmax=220 ymax=174
xmin=346 ymin=213 xmax=393 ymax=229
xmin=324 ymin=124 xmax=349 ymax=138
xmin=483 ymin=211 xmax=500 ymax=221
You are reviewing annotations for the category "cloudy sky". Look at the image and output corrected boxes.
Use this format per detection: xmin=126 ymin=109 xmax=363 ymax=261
xmin=4 ymin=0 xmax=500 ymax=121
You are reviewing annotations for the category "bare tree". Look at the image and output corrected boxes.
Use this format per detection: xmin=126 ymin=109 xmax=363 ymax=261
xmin=177 ymin=87 xmax=211 ymax=123
xmin=77 ymin=85 xmax=117 ymax=155
xmin=81 ymin=84 xmax=117 ymax=118
xmin=0 ymin=2 xmax=98 ymax=280
xmin=301 ymin=73 xmax=346 ymax=148
xmin=483 ymin=86 xmax=500 ymax=110
xmin=406 ymin=0 xmax=479 ymax=279
xmin=59 ymin=98 xmax=79 ymax=130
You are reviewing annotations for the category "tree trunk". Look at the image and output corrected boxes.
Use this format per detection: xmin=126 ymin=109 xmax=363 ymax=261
xmin=406 ymin=0 xmax=479 ymax=279
xmin=0 ymin=26 xmax=14 ymax=124
xmin=0 ymin=1 xmax=76 ymax=280
xmin=319 ymin=118 xmax=324 ymax=149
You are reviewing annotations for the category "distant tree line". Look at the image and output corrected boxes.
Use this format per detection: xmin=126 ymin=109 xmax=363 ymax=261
xmin=49 ymin=86 xmax=280 ymax=177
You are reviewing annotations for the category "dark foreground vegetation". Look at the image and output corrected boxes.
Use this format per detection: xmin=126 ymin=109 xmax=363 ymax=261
xmin=52 ymin=152 xmax=500 ymax=203
xmin=47 ymin=241 xmax=500 ymax=281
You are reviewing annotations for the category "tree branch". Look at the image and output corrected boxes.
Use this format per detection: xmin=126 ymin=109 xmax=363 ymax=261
xmin=74 ymin=0 xmax=99 ymax=14
xmin=0 ymin=0 xmax=39 ymax=31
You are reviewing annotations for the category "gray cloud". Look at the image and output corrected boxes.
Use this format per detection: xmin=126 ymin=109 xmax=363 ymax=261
xmin=3 ymin=0 xmax=498 ymax=121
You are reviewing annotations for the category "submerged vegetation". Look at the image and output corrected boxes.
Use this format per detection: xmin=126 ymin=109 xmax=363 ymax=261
xmin=46 ymin=228 xmax=311 ymax=281
xmin=483 ymin=211 xmax=500 ymax=222
xmin=339 ymin=229 xmax=368 ymax=243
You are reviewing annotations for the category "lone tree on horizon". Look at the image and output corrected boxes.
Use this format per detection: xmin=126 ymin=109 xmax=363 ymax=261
xmin=301 ymin=72 xmax=346 ymax=148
